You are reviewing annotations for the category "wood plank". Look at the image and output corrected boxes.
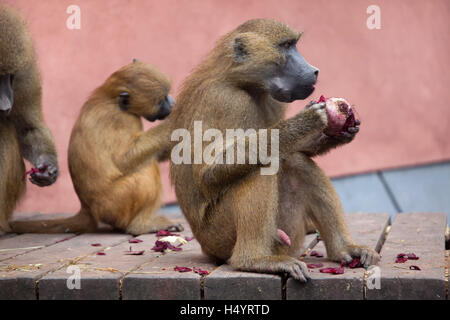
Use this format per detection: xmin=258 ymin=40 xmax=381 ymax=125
xmin=122 ymin=238 xmax=218 ymax=300
xmin=287 ymin=213 xmax=390 ymax=300
xmin=366 ymin=212 xmax=447 ymax=300
xmin=0 ymin=234 xmax=75 ymax=262
xmin=0 ymin=233 xmax=130 ymax=300
xmin=38 ymin=216 xmax=191 ymax=300
xmin=203 ymin=234 xmax=318 ymax=300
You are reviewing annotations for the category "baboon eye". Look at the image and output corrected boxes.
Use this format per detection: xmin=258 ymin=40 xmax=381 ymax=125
xmin=280 ymin=40 xmax=295 ymax=49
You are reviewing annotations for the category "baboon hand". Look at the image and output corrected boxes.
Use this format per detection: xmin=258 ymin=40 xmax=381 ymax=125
xmin=166 ymin=223 xmax=184 ymax=232
xmin=329 ymin=243 xmax=380 ymax=268
xmin=328 ymin=119 xmax=361 ymax=144
xmin=29 ymin=154 xmax=59 ymax=187
xmin=300 ymin=101 xmax=328 ymax=130
xmin=281 ymin=258 xmax=311 ymax=282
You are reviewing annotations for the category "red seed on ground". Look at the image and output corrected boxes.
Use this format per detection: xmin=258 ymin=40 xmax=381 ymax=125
xmin=97 ymin=251 xmax=106 ymax=256
xmin=395 ymin=257 xmax=408 ymax=263
xmin=91 ymin=243 xmax=101 ymax=247
xmin=307 ymin=263 xmax=324 ymax=269
xmin=319 ymin=267 xmax=344 ymax=275
xmin=348 ymin=258 xmax=362 ymax=268
xmin=310 ymin=250 xmax=324 ymax=258
xmin=128 ymin=238 xmax=143 ymax=243
xmin=193 ymin=267 xmax=209 ymax=275
xmin=151 ymin=240 xmax=182 ymax=253
xmin=406 ymin=253 xmax=419 ymax=260
xmin=174 ymin=266 xmax=192 ymax=272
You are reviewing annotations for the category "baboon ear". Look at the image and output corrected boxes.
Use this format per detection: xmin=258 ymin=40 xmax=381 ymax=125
xmin=118 ymin=92 xmax=130 ymax=111
xmin=233 ymin=37 xmax=248 ymax=63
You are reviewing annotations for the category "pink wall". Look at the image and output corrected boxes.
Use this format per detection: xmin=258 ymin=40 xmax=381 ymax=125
xmin=3 ymin=0 xmax=449 ymax=214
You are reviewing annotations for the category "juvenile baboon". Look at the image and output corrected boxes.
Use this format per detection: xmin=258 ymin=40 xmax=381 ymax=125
xmin=0 ymin=5 xmax=59 ymax=232
xmin=11 ymin=60 xmax=182 ymax=235
xmin=170 ymin=19 xmax=379 ymax=281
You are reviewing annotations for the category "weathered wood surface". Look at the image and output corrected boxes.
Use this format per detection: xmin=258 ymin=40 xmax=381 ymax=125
xmin=0 ymin=212 xmax=447 ymax=300
xmin=287 ymin=213 xmax=390 ymax=300
xmin=366 ymin=212 xmax=447 ymax=300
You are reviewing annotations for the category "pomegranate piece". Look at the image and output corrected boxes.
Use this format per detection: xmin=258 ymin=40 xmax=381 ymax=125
xmin=318 ymin=95 xmax=357 ymax=136
xmin=307 ymin=263 xmax=324 ymax=269
xmin=174 ymin=266 xmax=192 ymax=272
xmin=310 ymin=250 xmax=324 ymax=258
xmin=319 ymin=267 xmax=345 ymax=275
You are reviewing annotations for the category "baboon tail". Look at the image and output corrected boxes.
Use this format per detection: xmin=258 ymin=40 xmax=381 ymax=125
xmin=9 ymin=209 xmax=97 ymax=234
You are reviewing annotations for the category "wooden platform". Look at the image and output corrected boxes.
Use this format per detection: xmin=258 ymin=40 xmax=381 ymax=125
xmin=0 ymin=212 xmax=448 ymax=300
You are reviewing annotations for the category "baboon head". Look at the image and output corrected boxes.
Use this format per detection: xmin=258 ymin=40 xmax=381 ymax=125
xmin=227 ymin=19 xmax=319 ymax=102
xmin=109 ymin=60 xmax=174 ymax=122
xmin=0 ymin=5 xmax=33 ymax=115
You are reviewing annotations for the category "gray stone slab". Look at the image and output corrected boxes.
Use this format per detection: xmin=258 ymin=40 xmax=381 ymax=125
xmin=204 ymin=234 xmax=318 ymax=300
xmin=121 ymin=236 xmax=218 ymax=300
xmin=0 ymin=233 xmax=130 ymax=299
xmin=38 ymin=217 xmax=191 ymax=300
xmin=0 ymin=233 xmax=75 ymax=262
xmin=366 ymin=212 xmax=447 ymax=300
xmin=287 ymin=213 xmax=390 ymax=300
xmin=331 ymin=173 xmax=397 ymax=216
xmin=381 ymin=162 xmax=450 ymax=221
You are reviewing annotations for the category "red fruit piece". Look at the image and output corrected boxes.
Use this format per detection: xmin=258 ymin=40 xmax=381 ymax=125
xmin=174 ymin=266 xmax=192 ymax=272
xmin=318 ymin=95 xmax=357 ymax=136
xmin=406 ymin=253 xmax=419 ymax=260
xmin=151 ymin=240 xmax=182 ymax=253
xmin=307 ymin=263 xmax=324 ymax=269
xmin=23 ymin=165 xmax=47 ymax=179
xmin=184 ymin=236 xmax=194 ymax=242
xmin=348 ymin=258 xmax=362 ymax=268
xmin=193 ymin=267 xmax=209 ymax=275
xmin=129 ymin=238 xmax=143 ymax=243
xmin=319 ymin=267 xmax=344 ymax=275
xmin=97 ymin=251 xmax=106 ymax=256
xmin=395 ymin=257 xmax=408 ymax=263
xmin=310 ymin=250 xmax=324 ymax=258
xmin=91 ymin=243 xmax=101 ymax=247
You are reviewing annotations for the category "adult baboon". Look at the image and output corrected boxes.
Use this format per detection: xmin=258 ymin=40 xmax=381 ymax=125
xmin=0 ymin=4 xmax=59 ymax=232
xmin=169 ymin=19 xmax=378 ymax=281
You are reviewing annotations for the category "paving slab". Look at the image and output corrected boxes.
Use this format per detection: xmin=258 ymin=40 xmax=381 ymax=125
xmin=0 ymin=233 xmax=130 ymax=300
xmin=38 ymin=216 xmax=191 ymax=300
xmin=0 ymin=233 xmax=76 ymax=262
xmin=332 ymin=173 xmax=397 ymax=216
xmin=203 ymin=234 xmax=318 ymax=300
xmin=122 ymin=238 xmax=218 ymax=300
xmin=366 ymin=212 xmax=447 ymax=300
xmin=381 ymin=162 xmax=450 ymax=221
xmin=287 ymin=213 xmax=390 ymax=300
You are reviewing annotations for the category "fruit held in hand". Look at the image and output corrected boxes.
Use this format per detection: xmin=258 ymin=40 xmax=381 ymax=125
xmin=318 ymin=95 xmax=356 ymax=136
